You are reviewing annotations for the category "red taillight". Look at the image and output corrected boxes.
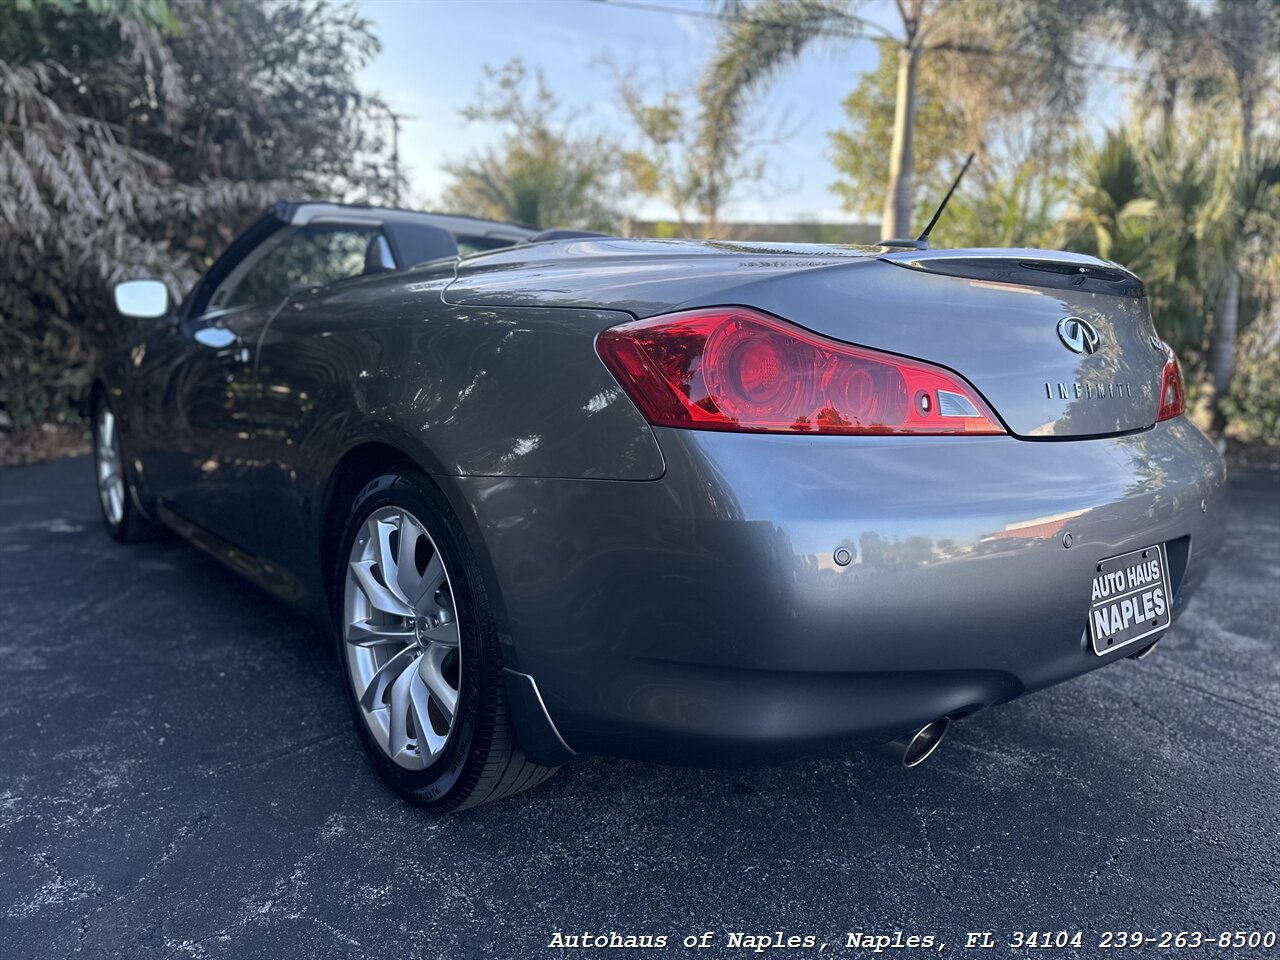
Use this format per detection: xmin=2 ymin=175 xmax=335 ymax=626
xmin=596 ymin=307 xmax=1004 ymax=436
xmin=1156 ymin=342 xmax=1186 ymax=421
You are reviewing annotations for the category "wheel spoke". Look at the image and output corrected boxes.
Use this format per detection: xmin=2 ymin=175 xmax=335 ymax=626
xmin=386 ymin=656 xmax=417 ymax=759
xmin=358 ymin=644 xmax=417 ymax=713
xmin=101 ymin=411 xmax=115 ymax=450
xmin=418 ymin=643 xmax=458 ymax=721
xmin=346 ymin=619 xmax=414 ymax=646
xmin=370 ymin=517 xmax=410 ymax=604
xmin=349 ymin=559 xmax=413 ymax=617
xmin=415 ymin=551 xmax=446 ymax=605
xmin=409 ymin=671 xmax=448 ymax=756
xmin=395 ymin=512 xmax=427 ymax=606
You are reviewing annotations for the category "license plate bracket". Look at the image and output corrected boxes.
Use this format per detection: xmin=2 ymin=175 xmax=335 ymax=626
xmin=1087 ymin=543 xmax=1172 ymax=655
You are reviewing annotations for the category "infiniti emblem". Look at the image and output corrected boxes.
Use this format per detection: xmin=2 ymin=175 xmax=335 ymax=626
xmin=1057 ymin=317 xmax=1100 ymax=354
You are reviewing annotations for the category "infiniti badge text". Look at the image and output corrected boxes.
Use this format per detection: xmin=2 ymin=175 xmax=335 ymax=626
xmin=1044 ymin=381 xmax=1134 ymax=400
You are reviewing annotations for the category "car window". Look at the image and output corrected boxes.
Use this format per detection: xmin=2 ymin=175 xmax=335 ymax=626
xmin=214 ymin=224 xmax=382 ymax=310
xmin=455 ymin=234 xmax=518 ymax=257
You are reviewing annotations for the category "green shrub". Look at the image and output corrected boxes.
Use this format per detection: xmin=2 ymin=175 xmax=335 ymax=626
xmin=1223 ymin=322 xmax=1280 ymax=445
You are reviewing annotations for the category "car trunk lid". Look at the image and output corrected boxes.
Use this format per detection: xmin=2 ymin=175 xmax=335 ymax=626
xmin=681 ymin=248 xmax=1167 ymax=439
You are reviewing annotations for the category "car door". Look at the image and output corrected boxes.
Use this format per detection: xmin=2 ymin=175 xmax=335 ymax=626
xmin=154 ymin=220 xmax=386 ymax=554
xmin=124 ymin=209 xmax=276 ymax=545
xmin=152 ymin=299 xmax=278 ymax=549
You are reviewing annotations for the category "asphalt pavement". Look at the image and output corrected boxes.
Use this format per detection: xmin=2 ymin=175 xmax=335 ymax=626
xmin=1 ymin=456 xmax=1277 ymax=959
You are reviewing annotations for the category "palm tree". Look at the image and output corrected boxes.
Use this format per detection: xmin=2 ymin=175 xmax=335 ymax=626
xmin=1203 ymin=145 xmax=1280 ymax=430
xmin=1200 ymin=0 xmax=1280 ymax=431
xmin=1061 ymin=130 xmax=1208 ymax=361
xmin=1105 ymin=0 xmax=1202 ymax=138
xmin=698 ymin=0 xmax=1097 ymax=239
xmin=1063 ymin=123 xmax=1280 ymax=434
xmin=1108 ymin=0 xmax=1280 ymax=431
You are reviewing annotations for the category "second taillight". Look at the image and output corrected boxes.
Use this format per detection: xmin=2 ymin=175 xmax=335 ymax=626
xmin=596 ymin=307 xmax=1004 ymax=436
xmin=1156 ymin=342 xmax=1186 ymax=421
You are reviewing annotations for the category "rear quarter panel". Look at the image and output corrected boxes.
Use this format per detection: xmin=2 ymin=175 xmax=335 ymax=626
xmin=256 ymin=269 xmax=664 ymax=482
xmin=249 ymin=268 xmax=665 ymax=608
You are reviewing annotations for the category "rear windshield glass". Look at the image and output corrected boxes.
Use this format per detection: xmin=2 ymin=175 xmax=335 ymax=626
xmin=457 ymin=234 xmax=519 ymax=257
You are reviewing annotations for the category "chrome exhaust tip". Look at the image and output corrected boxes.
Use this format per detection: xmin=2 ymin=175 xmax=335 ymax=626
xmin=878 ymin=718 xmax=950 ymax=768
xmin=1131 ymin=639 xmax=1161 ymax=661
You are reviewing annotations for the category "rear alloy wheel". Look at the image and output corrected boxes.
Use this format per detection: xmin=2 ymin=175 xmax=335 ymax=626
xmin=336 ymin=470 xmax=556 ymax=810
xmin=92 ymin=399 xmax=153 ymax=542
xmin=344 ymin=505 xmax=462 ymax=769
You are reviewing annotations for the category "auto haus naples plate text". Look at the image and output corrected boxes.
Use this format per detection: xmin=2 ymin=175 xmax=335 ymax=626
xmin=1088 ymin=544 xmax=1171 ymax=655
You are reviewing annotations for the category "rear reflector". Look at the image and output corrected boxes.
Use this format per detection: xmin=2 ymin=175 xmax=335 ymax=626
xmin=596 ymin=307 xmax=1005 ymax=435
xmin=1156 ymin=342 xmax=1186 ymax=421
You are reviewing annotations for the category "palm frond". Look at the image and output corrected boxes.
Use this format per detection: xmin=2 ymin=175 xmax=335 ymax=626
xmin=697 ymin=0 xmax=862 ymax=209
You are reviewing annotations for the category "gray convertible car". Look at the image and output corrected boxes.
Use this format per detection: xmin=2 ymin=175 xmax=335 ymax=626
xmin=96 ymin=201 xmax=1226 ymax=810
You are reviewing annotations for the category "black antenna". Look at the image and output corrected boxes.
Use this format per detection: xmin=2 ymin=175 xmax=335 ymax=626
xmin=877 ymin=151 xmax=976 ymax=251
xmin=916 ymin=151 xmax=975 ymax=244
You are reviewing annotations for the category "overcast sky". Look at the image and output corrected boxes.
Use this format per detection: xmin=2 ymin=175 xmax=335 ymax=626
xmin=356 ymin=0 xmax=1128 ymax=224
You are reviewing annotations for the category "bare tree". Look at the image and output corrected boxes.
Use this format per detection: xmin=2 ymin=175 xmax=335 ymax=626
xmin=442 ymin=60 xmax=621 ymax=231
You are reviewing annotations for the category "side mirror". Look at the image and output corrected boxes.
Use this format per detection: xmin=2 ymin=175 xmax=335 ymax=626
xmin=113 ymin=279 xmax=171 ymax=320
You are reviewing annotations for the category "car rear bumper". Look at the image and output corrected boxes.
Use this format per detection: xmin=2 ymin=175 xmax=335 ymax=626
xmin=456 ymin=418 xmax=1227 ymax=765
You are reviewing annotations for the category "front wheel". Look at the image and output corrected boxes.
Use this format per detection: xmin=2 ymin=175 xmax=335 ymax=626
xmin=335 ymin=469 xmax=556 ymax=811
xmin=92 ymin=397 xmax=154 ymax=543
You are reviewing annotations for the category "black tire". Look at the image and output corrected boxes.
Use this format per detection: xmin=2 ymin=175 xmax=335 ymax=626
xmin=333 ymin=468 xmax=557 ymax=811
xmin=91 ymin=395 xmax=155 ymax=543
